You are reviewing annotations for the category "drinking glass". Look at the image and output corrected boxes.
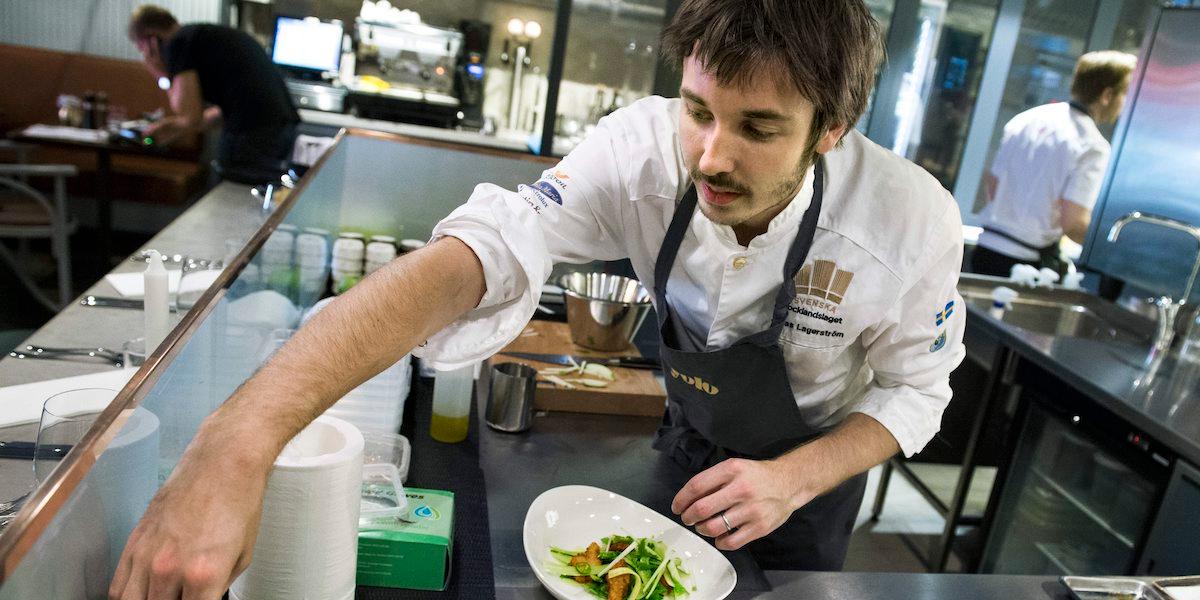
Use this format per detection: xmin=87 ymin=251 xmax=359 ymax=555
xmin=33 ymin=388 xmax=115 ymax=483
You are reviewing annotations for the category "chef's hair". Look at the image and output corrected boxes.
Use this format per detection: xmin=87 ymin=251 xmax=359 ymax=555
xmin=661 ymin=0 xmax=883 ymax=148
xmin=128 ymin=5 xmax=179 ymax=40
xmin=1071 ymin=51 xmax=1137 ymax=105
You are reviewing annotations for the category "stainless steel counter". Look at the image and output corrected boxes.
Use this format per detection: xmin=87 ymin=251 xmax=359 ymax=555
xmin=476 ymin=394 xmax=1065 ymax=598
xmin=299 ymin=109 xmax=531 ymax=154
xmin=965 ymin=301 xmax=1200 ymax=466
xmin=497 ymin=572 xmax=1069 ymax=599
xmin=0 ymin=182 xmax=264 ymax=386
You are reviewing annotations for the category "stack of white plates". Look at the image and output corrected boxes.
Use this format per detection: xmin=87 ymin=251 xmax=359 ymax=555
xmin=323 ymin=356 xmax=411 ymax=434
xmin=257 ymin=296 xmax=413 ymax=435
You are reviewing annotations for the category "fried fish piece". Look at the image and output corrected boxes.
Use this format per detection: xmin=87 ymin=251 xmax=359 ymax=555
xmin=607 ymin=559 xmax=631 ymax=600
xmin=569 ymin=542 xmax=603 ymax=583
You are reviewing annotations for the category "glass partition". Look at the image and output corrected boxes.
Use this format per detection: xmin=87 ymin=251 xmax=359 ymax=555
xmin=0 ymin=130 xmax=553 ymax=594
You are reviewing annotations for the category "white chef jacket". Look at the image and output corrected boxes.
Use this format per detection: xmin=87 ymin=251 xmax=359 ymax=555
xmin=978 ymin=102 xmax=1111 ymax=261
xmin=413 ymin=96 xmax=966 ymax=457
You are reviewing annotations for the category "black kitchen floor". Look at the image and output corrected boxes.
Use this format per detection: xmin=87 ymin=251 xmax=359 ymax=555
xmin=845 ymin=463 xmax=995 ymax=572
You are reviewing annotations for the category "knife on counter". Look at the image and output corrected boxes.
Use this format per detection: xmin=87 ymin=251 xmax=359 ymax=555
xmin=498 ymin=352 xmax=661 ymax=370
xmin=79 ymin=296 xmax=177 ymax=312
xmin=0 ymin=441 xmax=72 ymax=460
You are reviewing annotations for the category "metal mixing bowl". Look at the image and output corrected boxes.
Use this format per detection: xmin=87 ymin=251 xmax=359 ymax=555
xmin=559 ymin=272 xmax=653 ymax=351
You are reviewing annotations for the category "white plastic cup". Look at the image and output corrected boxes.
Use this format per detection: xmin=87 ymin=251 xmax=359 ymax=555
xmin=430 ymin=364 xmax=475 ymax=443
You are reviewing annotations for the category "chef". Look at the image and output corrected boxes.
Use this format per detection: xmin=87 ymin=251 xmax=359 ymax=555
xmin=110 ymin=1 xmax=965 ymax=597
xmin=972 ymin=50 xmax=1136 ymax=277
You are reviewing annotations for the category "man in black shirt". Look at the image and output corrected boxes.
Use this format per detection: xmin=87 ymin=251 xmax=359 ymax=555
xmin=128 ymin=5 xmax=299 ymax=183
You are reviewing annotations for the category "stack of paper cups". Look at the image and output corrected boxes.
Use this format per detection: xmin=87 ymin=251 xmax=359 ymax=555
xmin=230 ymin=416 xmax=364 ymax=600
xmin=260 ymin=225 xmax=297 ymax=287
xmin=296 ymin=228 xmax=330 ymax=303
xmin=364 ymin=235 xmax=397 ymax=275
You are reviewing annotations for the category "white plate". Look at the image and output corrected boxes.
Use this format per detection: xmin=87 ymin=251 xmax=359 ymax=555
xmin=523 ymin=485 xmax=736 ymax=600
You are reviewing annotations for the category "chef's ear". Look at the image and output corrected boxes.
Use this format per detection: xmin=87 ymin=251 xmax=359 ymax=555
xmin=814 ymin=123 xmax=848 ymax=155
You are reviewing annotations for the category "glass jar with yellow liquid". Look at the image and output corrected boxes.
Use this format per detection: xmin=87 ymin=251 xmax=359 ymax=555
xmin=430 ymin=364 xmax=475 ymax=443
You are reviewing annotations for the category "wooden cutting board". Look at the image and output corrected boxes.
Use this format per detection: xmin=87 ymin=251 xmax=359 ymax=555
xmin=485 ymin=320 xmax=666 ymax=417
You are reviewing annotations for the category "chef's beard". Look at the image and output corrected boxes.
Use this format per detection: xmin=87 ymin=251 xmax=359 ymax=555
xmin=688 ymin=148 xmax=817 ymax=228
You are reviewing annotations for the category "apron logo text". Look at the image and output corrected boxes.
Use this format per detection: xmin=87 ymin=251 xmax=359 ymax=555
xmin=669 ymin=368 xmax=720 ymax=395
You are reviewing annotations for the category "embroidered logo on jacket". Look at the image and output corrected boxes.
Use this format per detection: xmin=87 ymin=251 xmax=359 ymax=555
xmin=929 ymin=330 xmax=947 ymax=352
xmin=794 ymin=260 xmax=854 ymax=311
xmin=518 ymin=169 xmax=571 ymax=212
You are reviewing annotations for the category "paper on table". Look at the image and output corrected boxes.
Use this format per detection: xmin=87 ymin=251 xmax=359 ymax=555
xmin=105 ymin=271 xmax=180 ymax=298
xmin=21 ymin=124 xmax=110 ymax=144
xmin=1163 ymin=585 xmax=1200 ymax=600
xmin=104 ymin=270 xmax=221 ymax=299
xmin=0 ymin=369 xmax=135 ymax=428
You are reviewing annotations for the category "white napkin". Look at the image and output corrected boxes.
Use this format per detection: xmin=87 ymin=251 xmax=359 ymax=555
xmin=21 ymin=124 xmax=110 ymax=144
xmin=0 ymin=369 xmax=135 ymax=428
xmin=104 ymin=269 xmax=222 ymax=299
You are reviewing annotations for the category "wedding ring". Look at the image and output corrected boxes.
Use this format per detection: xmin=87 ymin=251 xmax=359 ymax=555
xmin=719 ymin=511 xmax=734 ymax=534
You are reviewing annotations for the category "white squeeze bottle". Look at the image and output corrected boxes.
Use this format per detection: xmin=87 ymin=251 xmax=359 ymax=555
xmin=143 ymin=250 xmax=170 ymax=352
xmin=430 ymin=364 xmax=475 ymax=443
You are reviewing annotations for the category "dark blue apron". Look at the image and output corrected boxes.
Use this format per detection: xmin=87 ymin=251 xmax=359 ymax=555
xmin=650 ymin=158 xmax=868 ymax=570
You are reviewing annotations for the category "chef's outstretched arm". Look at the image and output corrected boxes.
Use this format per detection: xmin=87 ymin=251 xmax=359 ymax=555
xmin=109 ymin=237 xmax=485 ymax=600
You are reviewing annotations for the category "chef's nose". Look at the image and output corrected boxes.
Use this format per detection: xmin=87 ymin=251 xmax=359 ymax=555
xmin=697 ymin=127 xmax=736 ymax=176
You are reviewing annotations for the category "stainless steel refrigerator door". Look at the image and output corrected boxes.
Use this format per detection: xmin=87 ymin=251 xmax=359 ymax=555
xmin=1083 ymin=8 xmax=1200 ymax=301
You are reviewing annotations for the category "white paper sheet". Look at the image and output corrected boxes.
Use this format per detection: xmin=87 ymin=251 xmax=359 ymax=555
xmin=103 ymin=270 xmax=221 ymax=299
xmin=0 ymin=369 xmax=135 ymax=428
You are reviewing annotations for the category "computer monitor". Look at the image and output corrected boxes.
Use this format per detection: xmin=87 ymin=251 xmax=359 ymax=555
xmin=272 ymin=16 xmax=343 ymax=73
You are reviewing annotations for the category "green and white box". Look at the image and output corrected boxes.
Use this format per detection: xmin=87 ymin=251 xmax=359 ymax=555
xmin=357 ymin=488 xmax=455 ymax=590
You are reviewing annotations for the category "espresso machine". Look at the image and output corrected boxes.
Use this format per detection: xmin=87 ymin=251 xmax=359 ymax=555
xmin=351 ymin=19 xmax=465 ymax=128
xmin=455 ymin=19 xmax=491 ymax=130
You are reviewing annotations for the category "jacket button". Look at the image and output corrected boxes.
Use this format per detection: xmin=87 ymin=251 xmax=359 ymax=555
xmin=732 ymin=257 xmax=748 ymax=270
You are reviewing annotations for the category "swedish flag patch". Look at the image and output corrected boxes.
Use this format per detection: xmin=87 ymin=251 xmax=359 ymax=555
xmin=934 ymin=300 xmax=955 ymax=326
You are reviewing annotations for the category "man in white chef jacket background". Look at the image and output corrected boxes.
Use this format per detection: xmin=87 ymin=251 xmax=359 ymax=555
xmin=972 ymin=50 xmax=1136 ymax=277
xmin=110 ymin=1 xmax=966 ymax=597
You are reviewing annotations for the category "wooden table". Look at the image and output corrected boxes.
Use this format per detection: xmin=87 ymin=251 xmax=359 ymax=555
xmin=10 ymin=125 xmax=195 ymax=262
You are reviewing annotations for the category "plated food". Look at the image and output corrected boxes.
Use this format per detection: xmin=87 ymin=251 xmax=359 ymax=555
xmin=523 ymin=486 xmax=735 ymax=600
xmin=544 ymin=535 xmax=693 ymax=600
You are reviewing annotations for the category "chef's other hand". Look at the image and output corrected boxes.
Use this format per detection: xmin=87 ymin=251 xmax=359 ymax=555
xmin=671 ymin=458 xmax=810 ymax=551
xmin=108 ymin=434 xmax=269 ymax=600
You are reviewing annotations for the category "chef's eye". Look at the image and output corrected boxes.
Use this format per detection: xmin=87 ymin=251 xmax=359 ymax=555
xmin=687 ymin=107 xmax=712 ymax=123
xmin=743 ymin=125 xmax=776 ymax=141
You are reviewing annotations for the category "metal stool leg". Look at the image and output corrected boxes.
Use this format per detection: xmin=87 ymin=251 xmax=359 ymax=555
xmin=51 ymin=175 xmax=72 ymax=307
xmin=870 ymin=458 xmax=894 ymax=521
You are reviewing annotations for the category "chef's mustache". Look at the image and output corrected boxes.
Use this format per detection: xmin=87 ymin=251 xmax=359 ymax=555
xmin=689 ymin=169 xmax=751 ymax=196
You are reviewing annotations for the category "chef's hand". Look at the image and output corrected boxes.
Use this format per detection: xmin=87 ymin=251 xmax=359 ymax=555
xmin=671 ymin=457 xmax=812 ymax=551
xmin=108 ymin=427 xmax=271 ymax=600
